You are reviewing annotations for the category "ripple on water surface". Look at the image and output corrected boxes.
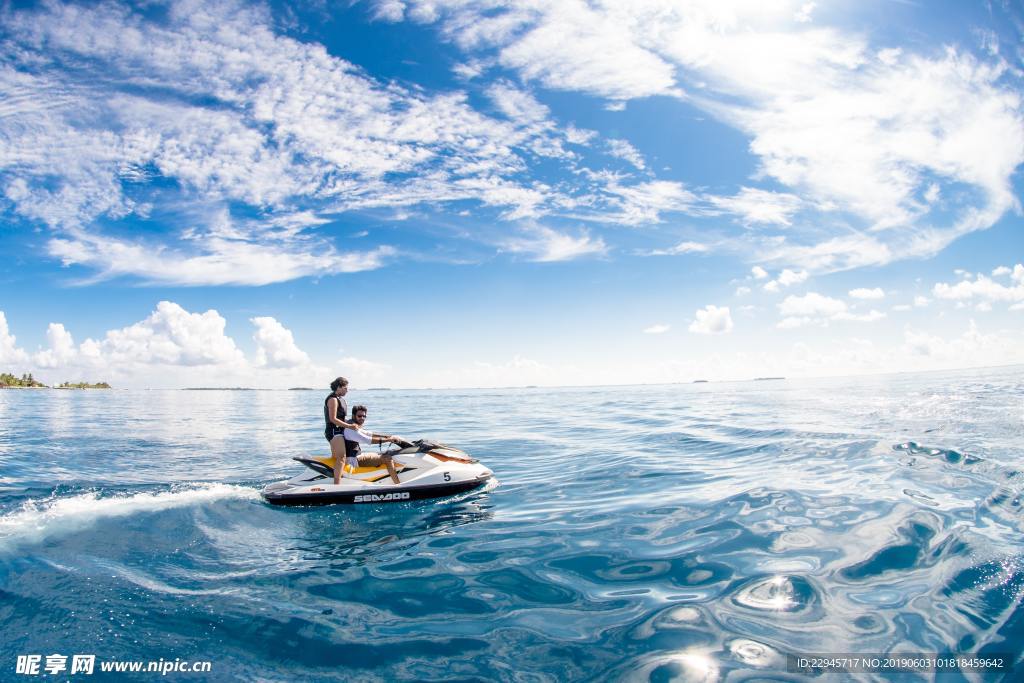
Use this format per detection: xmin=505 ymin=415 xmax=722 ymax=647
xmin=0 ymin=367 xmax=1023 ymax=680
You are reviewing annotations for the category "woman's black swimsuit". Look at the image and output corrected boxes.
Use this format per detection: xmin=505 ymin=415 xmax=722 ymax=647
xmin=324 ymin=393 xmax=348 ymax=442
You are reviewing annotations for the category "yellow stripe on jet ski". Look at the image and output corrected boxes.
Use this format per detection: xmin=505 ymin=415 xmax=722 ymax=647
xmin=314 ymin=456 xmax=406 ymax=475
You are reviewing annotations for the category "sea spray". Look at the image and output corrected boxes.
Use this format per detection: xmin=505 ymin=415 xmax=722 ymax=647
xmin=0 ymin=483 xmax=260 ymax=551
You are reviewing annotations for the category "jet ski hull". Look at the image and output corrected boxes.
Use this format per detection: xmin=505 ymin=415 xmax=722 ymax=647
xmin=261 ymin=440 xmax=493 ymax=506
xmin=263 ymin=475 xmax=490 ymax=506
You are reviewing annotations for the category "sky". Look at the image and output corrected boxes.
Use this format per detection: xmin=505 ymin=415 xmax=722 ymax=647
xmin=0 ymin=0 xmax=1022 ymax=389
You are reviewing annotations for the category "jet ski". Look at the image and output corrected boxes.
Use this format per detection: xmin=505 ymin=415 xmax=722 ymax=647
xmin=262 ymin=439 xmax=493 ymax=506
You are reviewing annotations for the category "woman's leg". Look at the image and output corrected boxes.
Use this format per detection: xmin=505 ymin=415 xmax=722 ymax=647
xmin=330 ymin=435 xmax=347 ymax=484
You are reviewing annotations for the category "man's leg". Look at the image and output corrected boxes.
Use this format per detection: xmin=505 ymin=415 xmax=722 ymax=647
xmin=383 ymin=455 xmax=400 ymax=485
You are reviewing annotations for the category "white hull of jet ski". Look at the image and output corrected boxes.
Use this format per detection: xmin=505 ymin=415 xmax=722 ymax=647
xmin=262 ymin=440 xmax=492 ymax=506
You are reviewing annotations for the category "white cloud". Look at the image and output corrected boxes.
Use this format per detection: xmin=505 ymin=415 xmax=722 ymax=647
xmin=607 ymin=139 xmax=646 ymax=170
xmin=0 ymin=312 xmax=29 ymax=366
xmin=4 ymin=0 xmax=1022 ymax=287
xmin=779 ymin=321 xmax=1024 ymax=376
xmin=1 ymin=1 xmax=637 ymax=284
xmin=34 ymin=324 xmax=77 ymax=369
xmin=777 ymin=316 xmax=814 ymax=329
xmin=779 ymin=292 xmax=846 ymax=318
xmin=599 ymin=179 xmax=699 ymax=225
xmin=777 ymin=268 xmax=809 ymax=286
xmin=901 ymin=320 xmax=1021 ymax=364
xmin=499 ymin=225 xmax=607 ymax=262
xmin=835 ymin=309 xmax=886 ymax=322
xmin=992 ymin=265 xmax=1012 ymax=277
xmin=794 ymin=2 xmax=816 ymax=23
xmin=761 ymin=233 xmax=895 ymax=273
xmin=932 ymin=268 xmax=1024 ymax=306
xmin=643 ymin=324 xmax=670 ymax=334
xmin=385 ymin=0 xmax=1024 ymax=271
xmin=0 ymin=303 xmax=332 ymax=388
xmin=849 ymin=287 xmax=885 ymax=300
xmin=95 ymin=302 xmax=245 ymax=367
xmin=878 ymin=48 xmax=902 ymax=67
xmin=914 ymin=295 xmax=930 ymax=307
xmin=712 ymin=47 xmax=1024 ymax=256
xmin=465 ymin=354 xmax=555 ymax=387
xmin=669 ymin=321 xmax=1023 ymax=380
xmin=374 ymin=0 xmax=406 ymax=22
xmin=47 ymin=219 xmax=397 ymax=286
xmin=452 ymin=60 xmax=485 ymax=80
xmin=763 ymin=268 xmax=808 ymax=292
xmin=334 ymin=356 xmax=395 ymax=388
xmin=492 ymin=2 xmax=682 ymax=102
xmin=251 ymin=317 xmax=312 ymax=369
xmin=708 ymin=187 xmax=802 ymax=226
xmin=735 ymin=286 xmax=751 ymax=296
xmin=777 ymin=291 xmax=887 ymax=327
xmin=751 ymin=265 xmax=769 ymax=279
xmin=689 ymin=305 xmax=733 ymax=335
xmin=565 ymin=125 xmax=598 ymax=145
xmin=487 ymin=81 xmax=551 ymax=124
xmin=644 ymin=240 xmax=711 ymax=256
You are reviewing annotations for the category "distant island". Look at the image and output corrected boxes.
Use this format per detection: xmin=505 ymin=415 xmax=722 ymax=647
xmin=56 ymin=381 xmax=111 ymax=389
xmin=693 ymin=379 xmax=709 ymax=383
xmin=288 ymin=387 xmax=314 ymax=391
xmin=1 ymin=372 xmax=110 ymax=389
xmin=754 ymin=377 xmax=785 ymax=381
xmin=366 ymin=387 xmax=391 ymax=391
xmin=184 ymin=387 xmax=257 ymax=391
xmin=0 ymin=372 xmax=46 ymax=388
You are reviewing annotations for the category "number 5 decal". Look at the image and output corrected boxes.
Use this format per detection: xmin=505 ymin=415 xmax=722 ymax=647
xmin=443 ymin=471 xmax=451 ymax=481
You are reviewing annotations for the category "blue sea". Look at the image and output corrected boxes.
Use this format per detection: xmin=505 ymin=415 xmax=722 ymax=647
xmin=1 ymin=366 xmax=1023 ymax=681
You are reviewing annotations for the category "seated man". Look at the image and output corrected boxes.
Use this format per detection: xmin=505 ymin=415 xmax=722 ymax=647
xmin=344 ymin=405 xmax=404 ymax=484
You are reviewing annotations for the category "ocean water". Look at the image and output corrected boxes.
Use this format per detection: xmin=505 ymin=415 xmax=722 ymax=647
xmin=1 ymin=366 xmax=1022 ymax=682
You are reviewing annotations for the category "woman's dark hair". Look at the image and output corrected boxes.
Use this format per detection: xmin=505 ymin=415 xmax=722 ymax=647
xmin=330 ymin=376 xmax=348 ymax=392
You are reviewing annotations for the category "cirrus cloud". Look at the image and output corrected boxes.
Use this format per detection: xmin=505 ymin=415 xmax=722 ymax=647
xmin=380 ymin=0 xmax=1024 ymax=272
xmin=499 ymin=224 xmax=607 ymax=262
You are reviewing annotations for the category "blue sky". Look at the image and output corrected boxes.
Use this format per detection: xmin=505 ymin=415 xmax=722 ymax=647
xmin=0 ymin=0 xmax=1022 ymax=388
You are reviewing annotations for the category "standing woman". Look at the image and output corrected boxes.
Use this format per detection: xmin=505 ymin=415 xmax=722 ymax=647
xmin=324 ymin=376 xmax=358 ymax=484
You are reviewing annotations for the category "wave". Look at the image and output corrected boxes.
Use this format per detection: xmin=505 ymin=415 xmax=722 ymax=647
xmin=0 ymin=483 xmax=260 ymax=552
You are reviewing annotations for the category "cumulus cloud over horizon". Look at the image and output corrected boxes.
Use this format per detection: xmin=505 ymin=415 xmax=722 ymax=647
xmin=0 ymin=302 xmax=323 ymax=387
xmin=932 ymin=263 xmax=1024 ymax=309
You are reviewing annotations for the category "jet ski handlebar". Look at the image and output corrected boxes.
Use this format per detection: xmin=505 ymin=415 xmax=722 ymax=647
xmin=383 ymin=438 xmax=449 ymax=456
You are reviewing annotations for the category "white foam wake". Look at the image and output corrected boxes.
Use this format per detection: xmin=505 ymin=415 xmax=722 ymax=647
xmin=0 ymin=483 xmax=261 ymax=552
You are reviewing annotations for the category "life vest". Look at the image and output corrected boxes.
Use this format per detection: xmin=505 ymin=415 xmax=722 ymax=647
xmin=323 ymin=393 xmax=347 ymax=438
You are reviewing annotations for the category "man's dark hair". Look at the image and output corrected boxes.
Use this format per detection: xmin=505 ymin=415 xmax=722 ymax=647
xmin=330 ymin=376 xmax=348 ymax=391
xmin=352 ymin=404 xmax=368 ymax=416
